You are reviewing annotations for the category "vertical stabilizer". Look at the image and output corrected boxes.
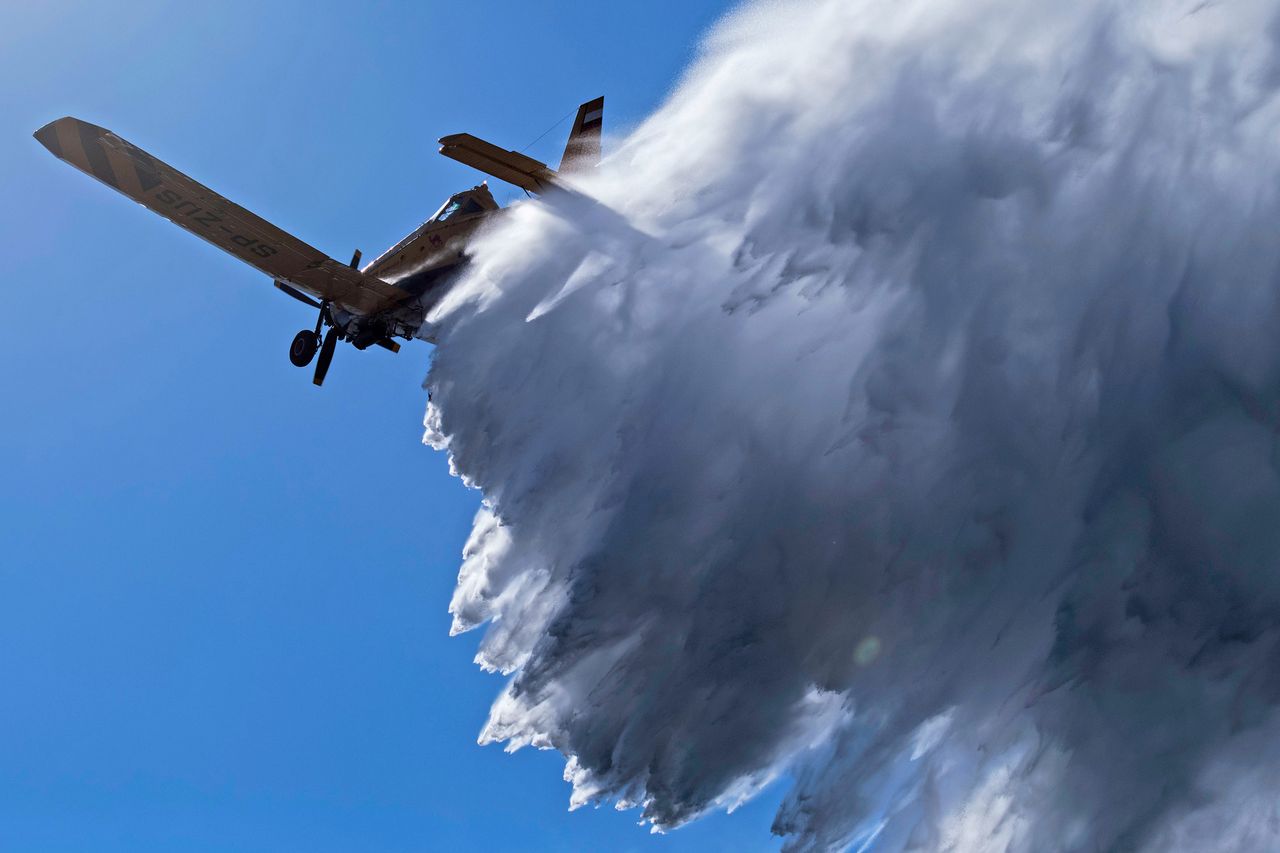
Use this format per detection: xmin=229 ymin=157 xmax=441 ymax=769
xmin=559 ymin=96 xmax=603 ymax=173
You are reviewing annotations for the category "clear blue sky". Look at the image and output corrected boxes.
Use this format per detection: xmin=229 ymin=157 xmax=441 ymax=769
xmin=0 ymin=2 xmax=787 ymax=850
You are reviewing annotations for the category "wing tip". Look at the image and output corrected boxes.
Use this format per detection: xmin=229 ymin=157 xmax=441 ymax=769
xmin=33 ymin=119 xmax=68 ymax=156
xmin=34 ymin=116 xmax=112 ymax=159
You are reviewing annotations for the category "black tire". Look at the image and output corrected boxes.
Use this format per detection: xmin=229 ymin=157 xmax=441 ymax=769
xmin=289 ymin=330 xmax=320 ymax=367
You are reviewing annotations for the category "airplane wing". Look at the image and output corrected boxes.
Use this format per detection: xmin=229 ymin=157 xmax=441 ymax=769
xmin=33 ymin=117 xmax=404 ymax=317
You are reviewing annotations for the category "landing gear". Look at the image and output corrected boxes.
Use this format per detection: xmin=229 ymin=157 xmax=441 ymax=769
xmin=277 ymin=251 xmax=368 ymax=386
xmin=312 ymin=327 xmax=339 ymax=387
xmin=284 ymin=299 xmax=341 ymax=385
xmin=289 ymin=330 xmax=321 ymax=367
xmin=279 ymin=294 xmax=361 ymax=386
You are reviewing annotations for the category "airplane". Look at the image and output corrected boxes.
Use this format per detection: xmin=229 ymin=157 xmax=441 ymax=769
xmin=32 ymin=96 xmax=604 ymax=385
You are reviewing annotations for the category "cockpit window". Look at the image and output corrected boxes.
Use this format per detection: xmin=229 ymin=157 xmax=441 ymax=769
xmin=434 ymin=196 xmax=485 ymax=223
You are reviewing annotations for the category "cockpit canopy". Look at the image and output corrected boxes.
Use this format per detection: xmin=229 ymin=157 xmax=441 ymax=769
xmin=431 ymin=184 xmax=497 ymax=223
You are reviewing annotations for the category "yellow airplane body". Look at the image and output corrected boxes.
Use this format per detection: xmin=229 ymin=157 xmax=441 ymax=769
xmin=34 ymin=97 xmax=603 ymax=384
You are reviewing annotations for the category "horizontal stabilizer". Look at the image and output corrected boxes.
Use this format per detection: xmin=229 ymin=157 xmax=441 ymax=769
xmin=437 ymin=133 xmax=561 ymax=195
xmin=33 ymin=116 xmax=404 ymax=317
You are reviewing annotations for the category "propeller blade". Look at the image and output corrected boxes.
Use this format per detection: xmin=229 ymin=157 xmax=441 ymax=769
xmin=274 ymin=280 xmax=322 ymax=309
xmin=349 ymin=248 xmax=362 ymax=269
xmin=313 ymin=327 xmax=339 ymax=386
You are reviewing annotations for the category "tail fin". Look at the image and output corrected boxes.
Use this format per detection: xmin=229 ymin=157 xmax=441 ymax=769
xmin=559 ymin=96 xmax=603 ymax=173
xmin=438 ymin=96 xmax=604 ymax=194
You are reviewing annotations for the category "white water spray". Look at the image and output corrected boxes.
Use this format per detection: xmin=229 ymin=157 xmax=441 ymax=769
xmin=424 ymin=1 xmax=1280 ymax=849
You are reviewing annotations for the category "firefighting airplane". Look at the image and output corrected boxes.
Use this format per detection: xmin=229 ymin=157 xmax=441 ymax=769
xmin=32 ymin=97 xmax=604 ymax=385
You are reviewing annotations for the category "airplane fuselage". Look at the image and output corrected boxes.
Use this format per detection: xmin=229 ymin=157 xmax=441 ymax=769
xmin=342 ymin=183 xmax=504 ymax=344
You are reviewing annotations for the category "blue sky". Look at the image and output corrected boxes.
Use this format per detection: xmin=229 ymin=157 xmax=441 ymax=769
xmin=0 ymin=1 xmax=788 ymax=849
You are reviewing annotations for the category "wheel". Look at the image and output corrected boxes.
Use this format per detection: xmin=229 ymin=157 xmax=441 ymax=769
xmin=289 ymin=330 xmax=320 ymax=367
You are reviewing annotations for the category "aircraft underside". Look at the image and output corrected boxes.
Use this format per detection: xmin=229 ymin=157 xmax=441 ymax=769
xmin=281 ymin=262 xmax=465 ymax=383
